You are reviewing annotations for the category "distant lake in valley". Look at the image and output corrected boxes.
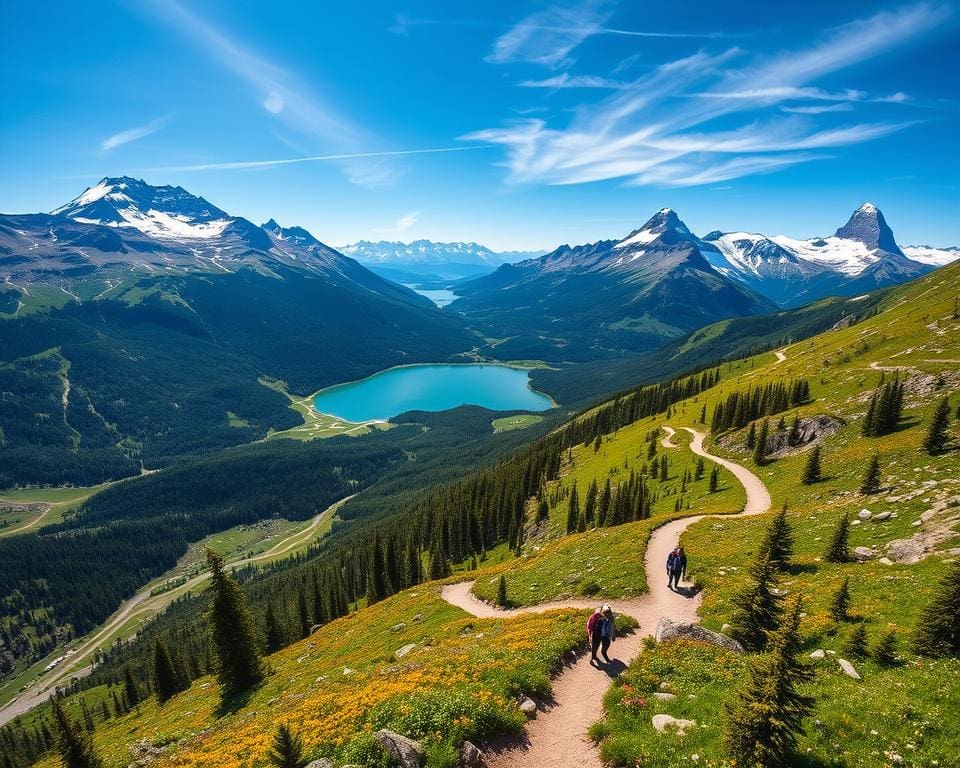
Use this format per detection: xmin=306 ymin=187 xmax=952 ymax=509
xmin=312 ymin=364 xmax=554 ymax=423
xmin=403 ymin=284 xmax=457 ymax=307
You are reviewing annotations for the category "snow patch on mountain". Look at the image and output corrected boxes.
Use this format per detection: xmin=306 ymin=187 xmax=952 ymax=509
xmin=902 ymin=245 xmax=960 ymax=267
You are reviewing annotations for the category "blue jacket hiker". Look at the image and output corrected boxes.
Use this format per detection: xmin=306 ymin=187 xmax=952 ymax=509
xmin=666 ymin=547 xmax=687 ymax=590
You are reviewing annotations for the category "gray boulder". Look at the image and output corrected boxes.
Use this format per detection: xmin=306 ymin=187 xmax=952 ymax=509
xmin=651 ymin=714 xmax=696 ymax=734
xmin=655 ymin=618 xmax=744 ymax=653
xmin=853 ymin=546 xmax=875 ymax=561
xmin=461 ymin=741 xmax=483 ymax=768
xmin=375 ymin=730 xmax=425 ymax=768
xmin=304 ymin=761 xmax=334 ymax=768
xmin=519 ymin=696 xmax=538 ymax=719
xmin=887 ymin=538 xmax=924 ymax=564
xmin=838 ymin=659 xmax=862 ymax=680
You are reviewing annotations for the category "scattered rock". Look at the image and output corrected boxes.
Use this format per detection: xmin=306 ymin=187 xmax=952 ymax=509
xmin=873 ymin=511 xmax=892 ymax=522
xmin=721 ymin=623 xmax=732 ymax=634
xmin=655 ymin=618 xmax=744 ymax=653
xmin=838 ymin=659 xmax=861 ymax=680
xmin=305 ymin=760 xmax=334 ymax=768
xmin=518 ymin=697 xmax=538 ymax=719
xmin=391 ymin=622 xmax=407 ymax=633
xmin=461 ymin=741 xmax=483 ymax=768
xmin=375 ymin=729 xmax=425 ymax=768
xmin=411 ymin=613 xmax=424 ymax=623
xmin=858 ymin=509 xmax=872 ymax=520
xmin=129 ymin=740 xmax=167 ymax=767
xmin=395 ymin=643 xmax=416 ymax=658
xmin=854 ymin=546 xmax=875 ymax=561
xmin=653 ymin=692 xmax=676 ymax=701
xmin=809 ymin=649 xmax=825 ymax=659
xmin=887 ymin=538 xmax=924 ymax=564
xmin=342 ymin=667 xmax=353 ymax=676
xmin=879 ymin=557 xmax=894 ymax=566
xmin=652 ymin=714 xmax=697 ymax=734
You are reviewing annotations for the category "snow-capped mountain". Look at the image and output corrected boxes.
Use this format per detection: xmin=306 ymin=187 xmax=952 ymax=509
xmin=0 ymin=178 xmax=433 ymax=312
xmin=701 ymin=203 xmax=940 ymax=307
xmin=450 ymin=208 xmax=777 ymax=361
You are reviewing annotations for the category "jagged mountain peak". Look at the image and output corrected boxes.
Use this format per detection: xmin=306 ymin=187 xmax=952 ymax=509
xmin=51 ymin=177 xmax=232 ymax=240
xmin=261 ymin=218 xmax=321 ymax=248
xmin=834 ymin=202 xmax=901 ymax=255
xmin=615 ymin=208 xmax=694 ymax=250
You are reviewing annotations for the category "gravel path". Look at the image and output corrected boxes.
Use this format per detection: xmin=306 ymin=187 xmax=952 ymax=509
xmin=440 ymin=428 xmax=770 ymax=768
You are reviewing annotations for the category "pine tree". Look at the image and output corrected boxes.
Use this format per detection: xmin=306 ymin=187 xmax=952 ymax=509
xmin=52 ymin=697 xmax=102 ymax=768
xmin=872 ymin=630 xmax=898 ymax=666
xmin=264 ymin=603 xmax=285 ymax=652
xmin=923 ymin=396 xmax=952 ymax=455
xmin=860 ymin=454 xmax=882 ymax=494
xmin=824 ymin=513 xmax=851 ymax=563
xmin=723 ymin=597 xmax=813 ymax=768
xmin=843 ymin=623 xmax=868 ymax=658
xmin=297 ymin=589 xmax=311 ymax=639
xmin=268 ymin=723 xmax=307 ymax=768
xmin=912 ymin=560 xmax=960 ymax=657
xmin=752 ymin=420 xmax=769 ymax=466
xmin=709 ymin=465 xmax=719 ymax=493
xmin=729 ymin=554 xmax=783 ymax=651
xmin=758 ymin=504 xmax=793 ymax=571
xmin=746 ymin=421 xmax=757 ymax=450
xmin=862 ymin=391 xmax=878 ymax=437
xmin=536 ymin=499 xmax=549 ymax=523
xmin=566 ymin=483 xmax=580 ymax=534
xmin=205 ymin=548 xmax=264 ymax=694
xmin=496 ymin=575 xmax=509 ymax=608
xmin=829 ymin=577 xmax=851 ymax=621
xmin=694 ymin=457 xmax=705 ymax=480
xmin=152 ymin=639 xmax=187 ymax=704
xmin=801 ymin=445 xmax=822 ymax=484
xmin=659 ymin=454 xmax=668 ymax=480
xmin=122 ymin=667 xmax=140 ymax=709
xmin=699 ymin=404 xmax=707 ymax=423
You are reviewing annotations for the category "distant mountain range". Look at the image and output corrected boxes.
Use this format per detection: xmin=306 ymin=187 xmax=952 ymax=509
xmin=339 ymin=239 xmax=543 ymax=281
xmin=449 ymin=203 xmax=957 ymax=361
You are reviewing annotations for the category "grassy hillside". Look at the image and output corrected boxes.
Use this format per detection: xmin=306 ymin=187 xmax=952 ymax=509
xmin=6 ymin=262 xmax=959 ymax=768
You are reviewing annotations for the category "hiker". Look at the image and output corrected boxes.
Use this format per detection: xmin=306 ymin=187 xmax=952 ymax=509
xmin=667 ymin=546 xmax=687 ymax=590
xmin=587 ymin=604 xmax=616 ymax=664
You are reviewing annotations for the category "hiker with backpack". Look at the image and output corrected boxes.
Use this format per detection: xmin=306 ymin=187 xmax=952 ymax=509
xmin=666 ymin=546 xmax=687 ymax=591
xmin=587 ymin=604 xmax=616 ymax=665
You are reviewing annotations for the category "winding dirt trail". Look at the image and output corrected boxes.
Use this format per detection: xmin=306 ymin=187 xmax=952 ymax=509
xmin=660 ymin=425 xmax=678 ymax=448
xmin=440 ymin=428 xmax=770 ymax=768
xmin=773 ymin=349 xmax=788 ymax=364
xmin=0 ymin=495 xmax=352 ymax=727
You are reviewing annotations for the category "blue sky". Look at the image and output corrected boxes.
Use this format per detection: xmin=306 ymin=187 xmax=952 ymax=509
xmin=1 ymin=1 xmax=958 ymax=250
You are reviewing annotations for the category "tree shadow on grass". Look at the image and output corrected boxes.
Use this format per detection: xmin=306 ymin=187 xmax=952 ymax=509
xmin=785 ymin=562 xmax=818 ymax=576
xmin=215 ymin=685 xmax=258 ymax=718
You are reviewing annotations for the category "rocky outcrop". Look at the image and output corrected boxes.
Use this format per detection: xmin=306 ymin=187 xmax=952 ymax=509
xmin=375 ymin=729 xmax=425 ymax=768
xmin=652 ymin=714 xmax=697 ymax=734
xmin=655 ymin=618 xmax=744 ymax=653
xmin=461 ymin=741 xmax=483 ymax=767
xmin=518 ymin=696 xmax=538 ymax=719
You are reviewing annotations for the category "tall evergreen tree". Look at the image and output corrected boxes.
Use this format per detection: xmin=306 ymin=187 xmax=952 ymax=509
xmin=122 ymin=667 xmax=140 ymax=709
xmin=746 ymin=421 xmax=757 ymax=450
xmin=860 ymin=454 xmax=882 ymax=494
xmin=787 ymin=417 xmax=802 ymax=447
xmin=52 ymin=697 xmax=102 ymax=768
xmin=694 ymin=457 xmax=705 ymax=480
xmin=152 ymin=638 xmax=187 ymax=704
xmin=829 ymin=577 xmax=851 ymax=622
xmin=752 ymin=420 xmax=769 ymax=466
xmin=912 ymin=561 xmax=960 ymax=657
xmin=724 ymin=597 xmax=813 ymax=768
xmin=297 ymin=589 xmax=311 ymax=639
xmin=801 ymin=445 xmax=823 ymax=484
xmin=566 ymin=483 xmax=580 ymax=534
xmin=264 ymin=603 xmax=285 ymax=653
xmin=268 ymin=723 xmax=307 ymax=768
xmin=758 ymin=504 xmax=793 ymax=571
xmin=729 ymin=554 xmax=783 ymax=651
xmin=923 ymin=396 xmax=952 ymax=455
xmin=824 ymin=513 xmax=851 ymax=563
xmin=205 ymin=548 xmax=264 ymax=694
xmin=496 ymin=575 xmax=509 ymax=608
xmin=709 ymin=465 xmax=719 ymax=493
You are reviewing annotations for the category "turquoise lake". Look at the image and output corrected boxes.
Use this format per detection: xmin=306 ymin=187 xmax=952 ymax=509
xmin=312 ymin=364 xmax=554 ymax=423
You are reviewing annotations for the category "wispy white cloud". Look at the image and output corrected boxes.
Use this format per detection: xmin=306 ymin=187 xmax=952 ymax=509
xmin=487 ymin=0 xmax=722 ymax=69
xmin=379 ymin=210 xmax=421 ymax=234
xmin=519 ymin=73 xmax=625 ymax=89
xmin=144 ymin=1 xmax=423 ymax=188
xmin=467 ymin=3 xmax=947 ymax=188
xmin=135 ymin=146 xmax=491 ymax=173
xmin=101 ymin=116 xmax=170 ymax=152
